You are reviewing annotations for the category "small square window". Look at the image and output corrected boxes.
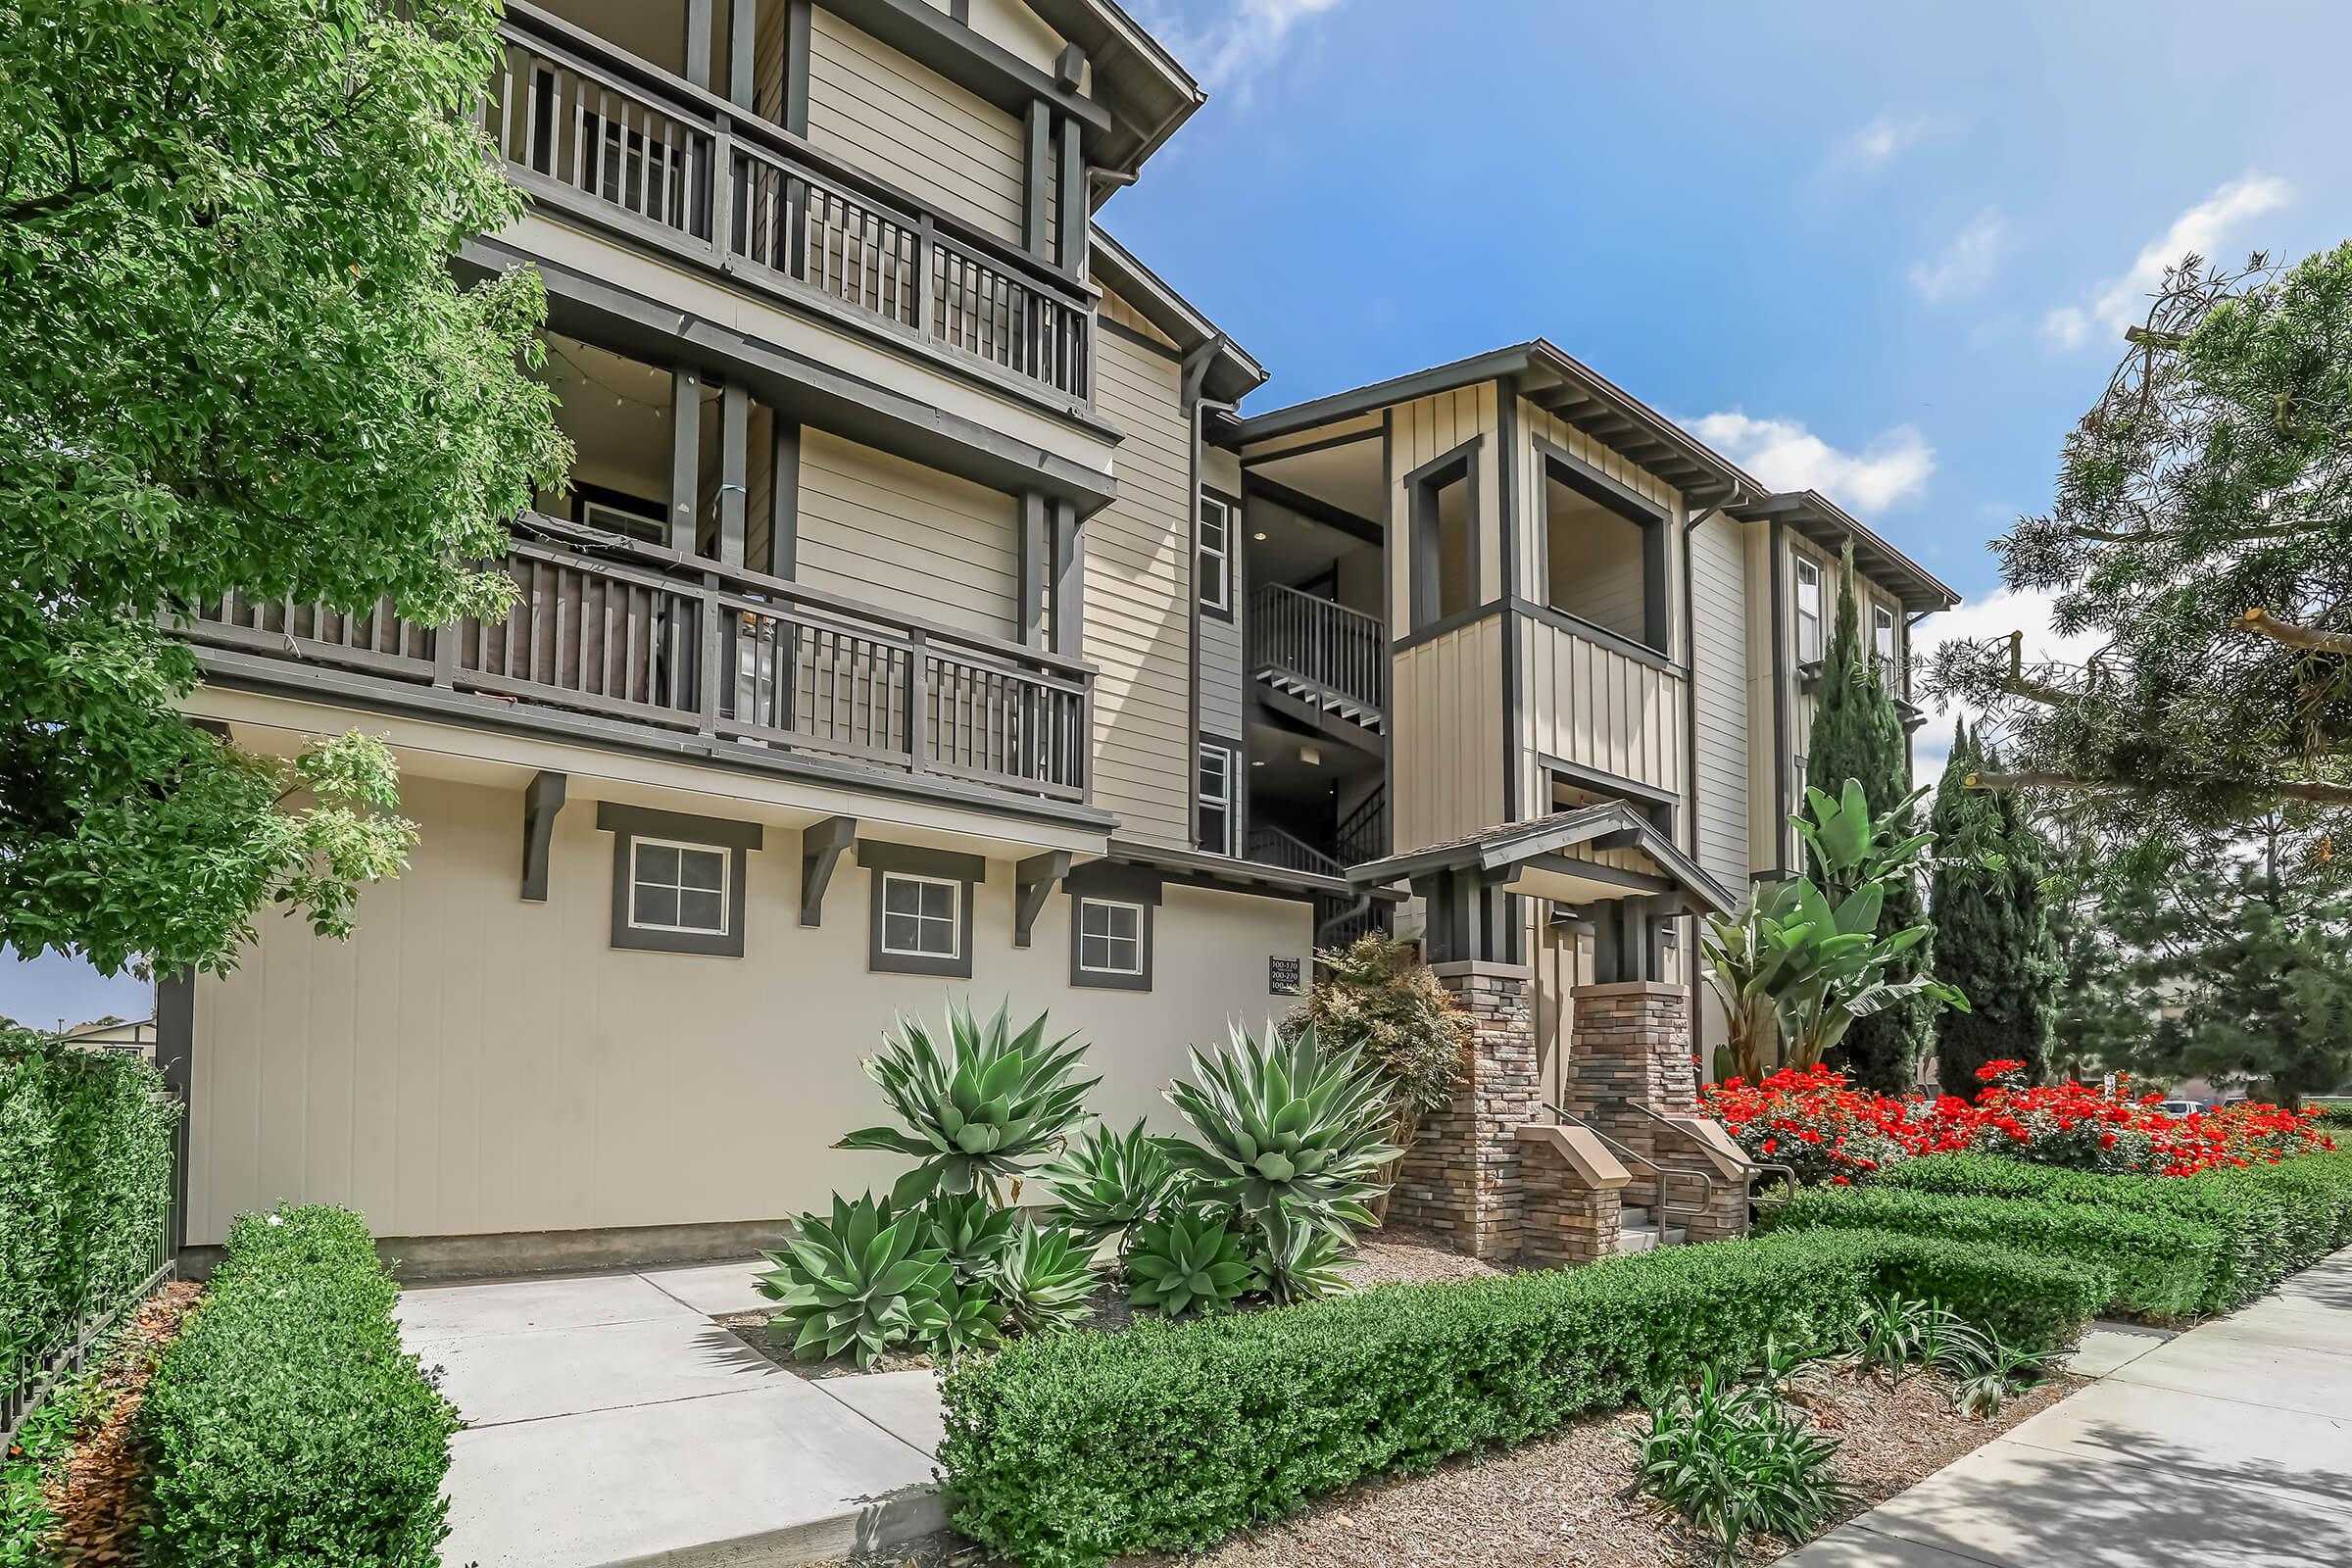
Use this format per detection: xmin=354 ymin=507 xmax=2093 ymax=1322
xmin=880 ymin=873 xmax=960 ymax=959
xmin=1198 ymin=742 xmax=1235 ymax=858
xmin=1794 ymin=558 xmax=1823 ymax=663
xmin=1077 ymin=899 xmax=1145 ymax=976
xmin=629 ymin=838 xmax=730 ymax=936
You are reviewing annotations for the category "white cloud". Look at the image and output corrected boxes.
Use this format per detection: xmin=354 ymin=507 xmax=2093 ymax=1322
xmin=1909 ymin=210 xmax=2011 ymax=302
xmin=1907 ymin=586 xmax=2103 ymax=792
xmin=1680 ymin=412 xmax=1936 ymax=516
xmin=1825 ymin=116 xmax=1931 ymax=176
xmin=2041 ymin=173 xmax=2292 ymax=350
xmin=1147 ymin=0 xmax=1346 ymax=94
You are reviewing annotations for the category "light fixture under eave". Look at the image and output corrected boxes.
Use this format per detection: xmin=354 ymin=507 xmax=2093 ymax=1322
xmin=1298 ymin=745 xmax=1321 ymax=767
xmin=1252 ymin=531 xmax=1267 ymax=541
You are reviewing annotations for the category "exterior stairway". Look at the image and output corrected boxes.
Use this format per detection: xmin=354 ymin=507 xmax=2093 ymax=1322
xmin=1614 ymin=1204 xmax=1689 ymax=1254
xmin=1248 ymin=584 xmax=1387 ymax=740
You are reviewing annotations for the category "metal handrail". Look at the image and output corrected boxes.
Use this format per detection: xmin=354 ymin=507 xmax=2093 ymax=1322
xmin=1542 ymin=1103 xmax=1714 ymax=1218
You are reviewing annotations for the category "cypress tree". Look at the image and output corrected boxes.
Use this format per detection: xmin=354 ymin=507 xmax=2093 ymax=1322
xmin=1930 ymin=721 xmax=2052 ymax=1087
xmin=1806 ymin=544 xmax=1927 ymax=1091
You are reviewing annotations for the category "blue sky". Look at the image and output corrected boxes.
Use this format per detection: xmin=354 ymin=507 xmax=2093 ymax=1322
xmin=5 ymin=0 xmax=2342 ymax=1028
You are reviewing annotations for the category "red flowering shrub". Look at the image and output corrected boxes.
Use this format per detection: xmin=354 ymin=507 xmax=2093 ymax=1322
xmin=1698 ymin=1066 xmax=2334 ymax=1184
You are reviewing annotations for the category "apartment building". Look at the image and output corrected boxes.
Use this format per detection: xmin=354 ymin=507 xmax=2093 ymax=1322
xmin=156 ymin=0 xmax=1952 ymax=1268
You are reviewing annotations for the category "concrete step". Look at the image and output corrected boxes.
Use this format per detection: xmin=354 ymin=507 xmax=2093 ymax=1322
xmin=1613 ymin=1223 xmax=1689 ymax=1255
xmin=1621 ymin=1205 xmax=1651 ymax=1228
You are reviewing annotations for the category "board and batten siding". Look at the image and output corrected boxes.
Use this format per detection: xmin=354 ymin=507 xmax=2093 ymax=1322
xmin=1391 ymin=614 xmax=1506 ymax=854
xmin=804 ymin=8 xmax=1034 ymax=247
xmin=1199 ymin=444 xmax=1246 ymax=742
xmin=1087 ymin=303 xmax=1195 ymax=846
xmin=1690 ymin=511 xmax=1749 ymax=888
xmin=1517 ymin=617 xmax=1686 ymax=801
xmin=1387 ymin=384 xmax=1501 ymax=632
xmin=795 ymin=427 xmax=1019 ymax=639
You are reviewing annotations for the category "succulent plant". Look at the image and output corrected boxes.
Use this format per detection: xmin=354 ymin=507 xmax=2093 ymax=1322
xmin=837 ymin=1002 xmax=1100 ymax=1202
xmin=1246 ymin=1203 xmax=1356 ymax=1304
xmin=1038 ymin=1118 xmax=1182 ymax=1245
xmin=920 ymin=1190 xmax=1018 ymax=1286
xmin=913 ymin=1273 xmax=1005 ymax=1364
xmin=757 ymin=1193 xmax=947 ymax=1369
xmin=1125 ymin=1207 xmax=1250 ymax=1317
xmin=1162 ymin=1022 xmax=1401 ymax=1235
xmin=994 ymin=1218 xmax=1100 ymax=1334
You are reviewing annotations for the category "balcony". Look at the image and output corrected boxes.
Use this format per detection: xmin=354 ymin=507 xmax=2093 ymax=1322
xmin=480 ymin=5 xmax=1093 ymax=409
xmin=180 ymin=518 xmax=1093 ymax=805
xmin=1248 ymin=584 xmax=1388 ymax=741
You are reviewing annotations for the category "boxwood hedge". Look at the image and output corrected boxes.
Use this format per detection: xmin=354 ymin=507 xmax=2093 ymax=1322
xmin=939 ymin=1227 xmax=2103 ymax=1568
xmin=139 ymin=1205 xmax=458 ymax=1568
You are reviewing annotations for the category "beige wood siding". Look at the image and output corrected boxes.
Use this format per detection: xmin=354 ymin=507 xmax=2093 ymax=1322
xmin=805 ymin=8 xmax=1030 ymax=246
xmin=1391 ymin=614 xmax=1507 ymax=853
xmin=1100 ymin=289 xmax=1180 ymax=352
xmin=1518 ymin=616 xmax=1686 ymax=800
xmin=796 ymin=428 xmax=1019 ymax=638
xmin=1089 ymin=313 xmax=1194 ymax=845
xmin=185 ymin=775 xmax=1308 ymax=1247
xmin=1690 ymin=512 xmax=1749 ymax=888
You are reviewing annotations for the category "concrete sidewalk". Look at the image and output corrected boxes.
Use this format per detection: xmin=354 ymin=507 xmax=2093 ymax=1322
xmin=397 ymin=1261 xmax=947 ymax=1567
xmin=1782 ymin=1247 xmax=2352 ymax=1568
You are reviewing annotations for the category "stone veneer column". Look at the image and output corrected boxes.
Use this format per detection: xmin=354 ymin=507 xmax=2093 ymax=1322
xmin=1560 ymin=981 xmax=1696 ymax=1213
xmin=1387 ymin=961 xmax=1538 ymax=1260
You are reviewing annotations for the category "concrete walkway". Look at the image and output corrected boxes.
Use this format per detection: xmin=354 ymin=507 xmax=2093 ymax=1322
xmin=1782 ymin=1246 xmax=2352 ymax=1568
xmin=397 ymin=1261 xmax=946 ymax=1567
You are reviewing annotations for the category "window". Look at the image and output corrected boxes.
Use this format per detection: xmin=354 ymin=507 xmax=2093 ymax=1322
xmin=880 ymin=873 xmax=960 ymax=959
xmin=1539 ymin=444 xmax=1669 ymax=653
xmin=1199 ymin=497 xmax=1233 ymax=616
xmin=1873 ymin=603 xmax=1899 ymax=687
xmin=1198 ymin=742 xmax=1236 ymax=857
xmin=1406 ymin=442 xmax=1478 ymax=631
xmin=1076 ymin=899 xmax=1146 ymax=976
xmin=1794 ymin=557 xmax=1823 ymax=663
xmin=629 ymin=838 xmax=729 ymax=936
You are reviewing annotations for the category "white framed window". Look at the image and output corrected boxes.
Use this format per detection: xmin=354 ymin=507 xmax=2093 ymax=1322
xmin=1198 ymin=742 xmax=1235 ymax=857
xmin=1076 ymin=899 xmax=1146 ymax=977
xmin=1198 ymin=496 xmax=1233 ymax=614
xmin=1794 ymin=556 xmax=1823 ymax=663
xmin=628 ymin=837 xmax=730 ymax=936
xmin=1872 ymin=604 xmax=1897 ymax=662
xmin=880 ymin=872 xmax=961 ymax=959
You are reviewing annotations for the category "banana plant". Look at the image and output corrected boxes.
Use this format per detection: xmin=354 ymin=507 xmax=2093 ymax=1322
xmin=1125 ymin=1207 xmax=1250 ymax=1316
xmin=837 ymin=1002 xmax=1100 ymax=1203
xmin=1161 ymin=1022 xmax=1401 ymax=1236
xmin=1246 ymin=1203 xmax=1355 ymax=1304
xmin=1038 ymin=1118 xmax=1180 ymax=1247
xmin=993 ymin=1217 xmax=1099 ymax=1334
xmin=757 ymin=1193 xmax=947 ymax=1369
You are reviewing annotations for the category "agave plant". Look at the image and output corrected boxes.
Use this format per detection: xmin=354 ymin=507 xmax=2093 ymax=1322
xmin=1038 ymin=1118 xmax=1181 ymax=1246
xmin=1246 ymin=1203 xmax=1355 ymax=1304
xmin=920 ymin=1191 xmax=1018 ymax=1286
xmin=1162 ymin=1022 xmax=1400 ymax=1235
xmin=757 ymin=1193 xmax=947 ymax=1369
xmin=994 ymin=1217 xmax=1100 ymax=1334
xmin=837 ymin=1002 xmax=1100 ymax=1202
xmin=913 ymin=1273 xmax=1004 ymax=1365
xmin=1125 ymin=1207 xmax=1250 ymax=1316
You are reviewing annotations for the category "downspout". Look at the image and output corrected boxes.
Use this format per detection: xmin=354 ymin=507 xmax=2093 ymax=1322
xmin=1680 ymin=481 xmax=1752 ymax=1071
xmin=1182 ymin=334 xmax=1234 ymax=855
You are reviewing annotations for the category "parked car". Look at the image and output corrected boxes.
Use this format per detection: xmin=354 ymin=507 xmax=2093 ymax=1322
xmin=2159 ymin=1099 xmax=2206 ymax=1116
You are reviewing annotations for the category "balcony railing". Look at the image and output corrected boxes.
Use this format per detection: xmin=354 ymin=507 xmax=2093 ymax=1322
xmin=1245 ymin=824 xmax=1343 ymax=877
xmin=481 ymin=3 xmax=1092 ymax=405
xmin=182 ymin=519 xmax=1092 ymax=804
xmin=1248 ymin=584 xmax=1387 ymax=720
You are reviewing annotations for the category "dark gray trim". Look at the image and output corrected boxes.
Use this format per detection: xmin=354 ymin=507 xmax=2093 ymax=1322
xmin=1022 ymin=100 xmax=1053 ymax=258
xmin=770 ymin=418 xmax=801 ymax=575
xmin=1197 ymin=492 xmax=1234 ymax=623
xmin=717 ymin=381 xmax=749 ymax=566
xmin=949 ymin=0 xmax=969 ymax=21
xmin=1508 ymin=598 xmax=1685 ymax=675
xmin=1497 ymin=376 xmax=1522 ymax=822
xmin=1054 ymin=114 xmax=1087 ymax=274
xmin=1390 ymin=597 xmax=1506 ymax=655
xmin=521 ymin=770 xmax=567 ymax=902
xmin=783 ymin=0 xmax=812 ymax=135
xmin=1380 ymin=409 xmax=1395 ymax=860
xmin=727 ymin=0 xmax=759 ymax=105
xmin=1770 ymin=516 xmax=1790 ymax=876
xmin=1050 ymin=500 xmax=1085 ymax=656
xmin=860 ymin=841 xmax=983 ymax=977
xmin=1066 ymin=858 xmax=1168 ymax=905
xmin=599 ymin=803 xmax=760 ymax=958
xmin=1088 ymin=227 xmax=1268 ymax=402
xmin=1403 ymin=435 xmax=1483 ymax=633
xmin=813 ymin=0 xmax=1110 ymax=134
xmin=1243 ymin=472 xmax=1382 ymax=546
xmin=1098 ymin=315 xmax=1183 ymax=360
xmin=1350 ymin=800 xmax=1736 ymax=916
xmin=1195 ymin=732 xmax=1242 ymax=856
xmin=1238 ymin=425 xmax=1383 ymax=466
xmin=1203 ymin=483 xmax=1245 ymax=511
xmin=1013 ymin=850 xmax=1071 ymax=948
xmin=1067 ymin=865 xmax=1159 ymax=991
xmin=1018 ymin=491 xmax=1049 ymax=650
xmin=1105 ymin=837 xmax=1365 ymax=903
xmin=800 ymin=814 xmax=857 ymax=926
xmin=669 ymin=368 xmax=703 ymax=553
xmin=1539 ymin=751 xmax=1678 ymax=812
xmin=685 ymin=0 xmax=713 ymax=89
xmin=154 ymin=970 xmax=194 ymax=1257
xmin=1252 ymin=683 xmax=1385 ymax=759
xmin=1533 ymin=435 xmax=1671 ymax=654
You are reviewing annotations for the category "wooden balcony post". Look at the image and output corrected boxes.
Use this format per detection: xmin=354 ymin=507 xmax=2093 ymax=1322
xmin=709 ymin=120 xmax=736 ymax=258
xmin=698 ymin=589 xmax=723 ymax=736
xmin=906 ymin=628 xmax=929 ymax=774
xmin=668 ymin=368 xmax=702 ymax=555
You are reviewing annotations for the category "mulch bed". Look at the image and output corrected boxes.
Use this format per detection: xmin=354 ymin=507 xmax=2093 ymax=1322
xmin=35 ymin=1280 xmax=204 ymax=1566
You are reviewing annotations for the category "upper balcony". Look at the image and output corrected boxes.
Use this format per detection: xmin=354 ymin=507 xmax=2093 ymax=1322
xmin=480 ymin=4 xmax=1095 ymax=414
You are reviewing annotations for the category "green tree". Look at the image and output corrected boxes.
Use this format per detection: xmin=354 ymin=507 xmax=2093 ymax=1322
xmin=1929 ymin=243 xmax=2352 ymax=865
xmin=1929 ymin=720 xmax=2055 ymax=1087
xmin=1806 ymin=543 xmax=1928 ymax=1090
xmin=1 ymin=0 xmax=569 ymax=978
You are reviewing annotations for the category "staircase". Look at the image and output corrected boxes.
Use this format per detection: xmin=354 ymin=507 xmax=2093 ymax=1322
xmin=1249 ymin=584 xmax=1387 ymax=738
xmin=1613 ymin=1204 xmax=1689 ymax=1254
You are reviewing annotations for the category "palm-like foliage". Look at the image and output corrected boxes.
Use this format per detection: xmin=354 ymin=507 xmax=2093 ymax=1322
xmin=994 ymin=1218 xmax=1099 ymax=1334
xmin=1246 ymin=1205 xmax=1355 ymax=1304
xmin=837 ymin=1002 xmax=1100 ymax=1201
xmin=757 ymin=1193 xmax=946 ymax=1369
xmin=1161 ymin=1022 xmax=1400 ymax=1233
xmin=1038 ymin=1118 xmax=1180 ymax=1245
xmin=920 ymin=1191 xmax=1018 ymax=1286
xmin=1125 ymin=1207 xmax=1250 ymax=1316
xmin=1635 ymin=1365 xmax=1847 ymax=1567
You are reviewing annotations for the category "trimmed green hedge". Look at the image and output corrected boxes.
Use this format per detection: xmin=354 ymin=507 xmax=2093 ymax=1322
xmin=1757 ymin=1182 xmax=2224 ymax=1321
xmin=140 ymin=1206 xmax=458 ymax=1568
xmin=0 ymin=1033 xmax=177 ymax=1396
xmin=939 ymin=1227 xmax=2101 ymax=1568
xmin=1881 ymin=1152 xmax=2352 ymax=1310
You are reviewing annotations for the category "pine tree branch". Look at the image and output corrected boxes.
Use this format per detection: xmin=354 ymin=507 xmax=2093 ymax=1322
xmin=1969 ymin=770 xmax=2352 ymax=807
xmin=2231 ymin=607 xmax=2352 ymax=657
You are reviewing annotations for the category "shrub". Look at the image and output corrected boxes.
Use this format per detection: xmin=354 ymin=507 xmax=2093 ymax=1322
xmin=0 ymin=1034 xmax=177 ymax=1402
xmin=939 ymin=1227 xmax=2094 ymax=1568
xmin=140 ymin=1205 xmax=458 ymax=1568
xmin=1635 ymin=1363 xmax=1845 ymax=1566
xmin=758 ymin=1192 xmax=947 ymax=1368
xmin=1758 ymin=1183 xmax=2220 ymax=1321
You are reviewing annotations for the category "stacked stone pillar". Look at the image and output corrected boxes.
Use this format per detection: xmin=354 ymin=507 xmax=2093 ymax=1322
xmin=1386 ymin=961 xmax=1538 ymax=1260
xmin=1557 ymin=982 xmax=1695 ymax=1214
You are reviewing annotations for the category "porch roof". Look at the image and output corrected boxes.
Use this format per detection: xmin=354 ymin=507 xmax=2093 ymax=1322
xmin=1346 ymin=803 xmax=1738 ymax=917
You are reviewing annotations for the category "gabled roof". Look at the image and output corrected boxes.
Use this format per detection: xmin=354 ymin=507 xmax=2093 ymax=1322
xmin=1347 ymin=803 xmax=1738 ymax=917
xmin=1091 ymin=226 xmax=1267 ymax=406
xmin=1732 ymin=490 xmax=1960 ymax=613
xmin=1025 ymin=0 xmax=1203 ymax=179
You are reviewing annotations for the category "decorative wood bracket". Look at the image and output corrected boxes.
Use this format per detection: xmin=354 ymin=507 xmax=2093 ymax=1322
xmin=1012 ymin=851 xmax=1071 ymax=948
xmin=520 ymin=771 xmax=567 ymax=902
xmin=801 ymin=815 xmax=858 ymax=926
